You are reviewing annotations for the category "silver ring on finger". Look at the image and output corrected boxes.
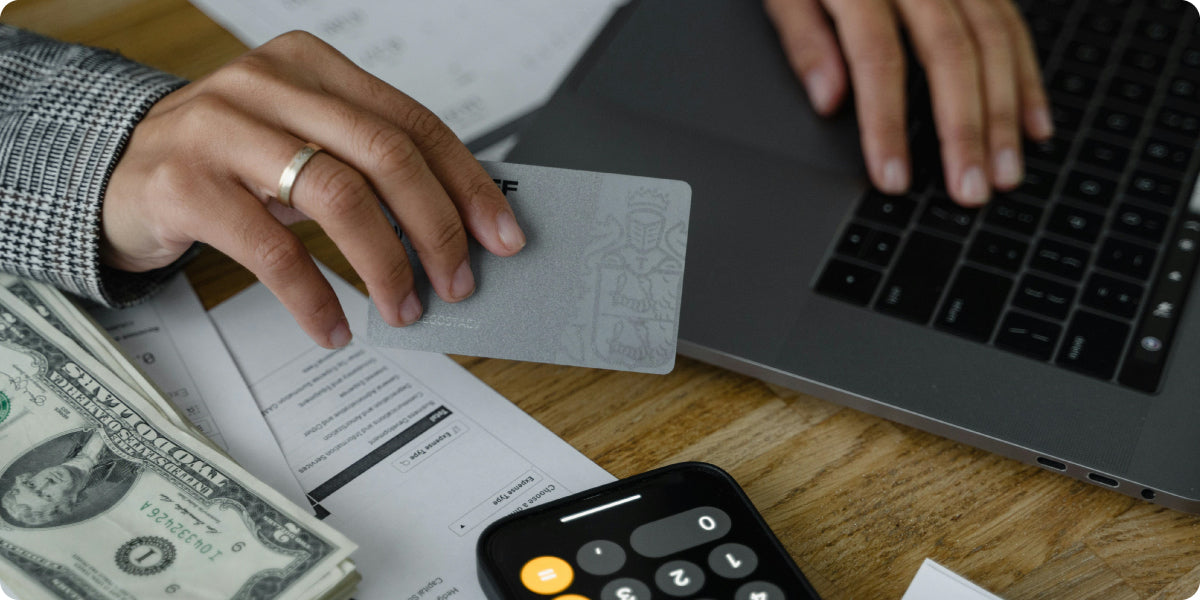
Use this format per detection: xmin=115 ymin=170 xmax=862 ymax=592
xmin=277 ymin=142 xmax=323 ymax=208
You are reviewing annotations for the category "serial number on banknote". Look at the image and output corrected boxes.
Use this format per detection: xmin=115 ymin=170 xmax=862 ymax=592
xmin=138 ymin=501 xmax=233 ymax=561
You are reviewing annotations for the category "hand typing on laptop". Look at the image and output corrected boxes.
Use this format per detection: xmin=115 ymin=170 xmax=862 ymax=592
xmin=765 ymin=0 xmax=1055 ymax=207
xmin=102 ymin=31 xmax=527 ymax=349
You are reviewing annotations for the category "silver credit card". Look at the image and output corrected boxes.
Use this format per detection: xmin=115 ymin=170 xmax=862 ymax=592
xmin=365 ymin=161 xmax=691 ymax=374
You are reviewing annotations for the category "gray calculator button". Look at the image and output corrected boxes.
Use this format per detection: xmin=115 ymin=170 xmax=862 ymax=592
xmin=629 ymin=507 xmax=731 ymax=557
xmin=736 ymin=581 xmax=786 ymax=600
xmin=578 ymin=540 xmax=626 ymax=576
xmin=601 ymin=578 xmax=653 ymax=600
xmin=654 ymin=560 xmax=705 ymax=597
xmin=708 ymin=543 xmax=758 ymax=578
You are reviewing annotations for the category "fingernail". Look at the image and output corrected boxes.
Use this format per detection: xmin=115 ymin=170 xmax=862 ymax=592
xmin=960 ymin=166 xmax=990 ymax=206
xmin=450 ymin=260 xmax=475 ymax=300
xmin=805 ymin=71 xmax=835 ymax=114
xmin=1032 ymin=107 xmax=1054 ymax=139
xmin=399 ymin=292 xmax=422 ymax=325
xmin=993 ymin=148 xmax=1022 ymax=189
xmin=496 ymin=210 xmax=526 ymax=252
xmin=882 ymin=158 xmax=909 ymax=194
xmin=329 ymin=319 xmax=352 ymax=348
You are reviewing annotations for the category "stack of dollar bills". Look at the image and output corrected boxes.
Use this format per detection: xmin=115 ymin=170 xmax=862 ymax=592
xmin=0 ymin=276 xmax=358 ymax=600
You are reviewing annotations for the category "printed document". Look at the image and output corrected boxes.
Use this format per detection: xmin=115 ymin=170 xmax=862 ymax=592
xmin=188 ymin=0 xmax=625 ymax=144
xmin=902 ymin=559 xmax=1005 ymax=600
xmin=209 ymin=268 xmax=614 ymax=599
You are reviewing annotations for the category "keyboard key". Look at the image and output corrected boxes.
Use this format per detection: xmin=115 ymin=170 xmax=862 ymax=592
xmin=857 ymin=191 xmax=917 ymax=228
xmin=1142 ymin=137 xmax=1192 ymax=174
xmin=1094 ymin=106 xmax=1143 ymax=139
xmin=1134 ymin=18 xmax=1175 ymax=43
xmin=1081 ymin=13 xmax=1121 ymax=36
xmin=1066 ymin=41 xmax=1109 ymax=66
xmin=1047 ymin=203 xmax=1104 ymax=244
xmin=875 ymin=232 xmax=962 ymax=323
xmin=1013 ymin=274 xmax=1076 ymax=320
xmin=1096 ymin=237 xmax=1158 ymax=280
xmin=1180 ymin=46 xmax=1200 ymax=69
xmin=968 ymin=230 xmax=1028 ymax=272
xmin=1050 ymin=72 xmax=1097 ymax=100
xmin=1057 ymin=311 xmax=1130 ymax=380
xmin=817 ymin=259 xmax=882 ymax=306
xmin=1082 ymin=273 xmax=1144 ymax=319
xmin=987 ymin=196 xmax=1043 ymax=236
xmin=1030 ymin=238 xmax=1090 ymax=281
xmin=1109 ymin=77 xmax=1155 ymax=104
xmin=1077 ymin=138 xmax=1130 ymax=173
xmin=919 ymin=194 xmax=977 ymax=237
xmin=1125 ymin=168 xmax=1180 ymax=206
xmin=836 ymin=224 xmax=871 ymax=257
xmin=1155 ymin=101 xmax=1200 ymax=141
xmin=935 ymin=266 xmax=1013 ymax=341
xmin=1112 ymin=203 xmax=1170 ymax=243
xmin=1051 ymin=103 xmax=1085 ymax=133
xmin=996 ymin=311 xmax=1062 ymax=361
xmin=1018 ymin=166 xmax=1058 ymax=202
xmin=1024 ymin=134 xmax=1072 ymax=165
xmin=862 ymin=230 xmax=900 ymax=266
xmin=1168 ymin=74 xmax=1199 ymax=101
xmin=1062 ymin=170 xmax=1117 ymax=207
xmin=1122 ymin=47 xmax=1166 ymax=74
xmin=1118 ymin=218 xmax=1200 ymax=392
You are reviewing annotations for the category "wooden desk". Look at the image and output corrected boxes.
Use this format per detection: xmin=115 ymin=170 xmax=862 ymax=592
xmin=6 ymin=1 xmax=1200 ymax=598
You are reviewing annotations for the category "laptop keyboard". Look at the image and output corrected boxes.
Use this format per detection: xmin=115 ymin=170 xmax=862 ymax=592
xmin=815 ymin=0 xmax=1200 ymax=393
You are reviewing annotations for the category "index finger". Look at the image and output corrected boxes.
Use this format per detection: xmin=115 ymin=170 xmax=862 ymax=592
xmin=822 ymin=0 xmax=911 ymax=195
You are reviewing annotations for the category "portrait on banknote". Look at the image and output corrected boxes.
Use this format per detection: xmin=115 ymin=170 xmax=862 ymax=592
xmin=0 ymin=428 xmax=139 ymax=528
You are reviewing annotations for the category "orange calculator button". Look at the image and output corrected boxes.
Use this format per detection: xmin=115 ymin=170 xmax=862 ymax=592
xmin=553 ymin=596 xmax=590 ymax=600
xmin=520 ymin=556 xmax=574 ymax=595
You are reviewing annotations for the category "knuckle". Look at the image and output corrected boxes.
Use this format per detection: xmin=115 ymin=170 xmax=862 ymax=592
xmin=214 ymin=54 xmax=277 ymax=89
xmin=307 ymin=164 xmax=373 ymax=218
xmin=305 ymin=290 xmax=343 ymax=323
xmin=378 ymin=257 xmax=414 ymax=291
xmin=930 ymin=26 xmax=977 ymax=65
xmin=403 ymin=106 xmax=451 ymax=148
xmin=989 ymin=105 xmax=1020 ymax=132
xmin=174 ymin=94 xmax=233 ymax=139
xmin=974 ymin=22 xmax=1011 ymax=55
xmin=463 ymin=174 xmax=502 ymax=210
xmin=252 ymin=233 xmax=307 ymax=275
xmin=147 ymin=160 xmax=193 ymax=198
xmin=270 ymin=30 xmax=321 ymax=52
xmin=941 ymin=120 xmax=986 ymax=148
xmin=366 ymin=127 xmax=424 ymax=181
xmin=421 ymin=215 xmax=467 ymax=256
xmin=848 ymin=42 xmax=905 ymax=76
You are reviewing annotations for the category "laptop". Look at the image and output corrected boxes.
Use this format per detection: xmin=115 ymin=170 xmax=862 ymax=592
xmin=505 ymin=0 xmax=1200 ymax=511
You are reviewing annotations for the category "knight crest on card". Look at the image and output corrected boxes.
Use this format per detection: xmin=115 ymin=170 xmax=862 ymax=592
xmin=584 ymin=187 xmax=687 ymax=370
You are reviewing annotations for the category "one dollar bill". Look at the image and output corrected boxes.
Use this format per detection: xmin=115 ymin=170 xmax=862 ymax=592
xmin=0 ymin=286 xmax=356 ymax=600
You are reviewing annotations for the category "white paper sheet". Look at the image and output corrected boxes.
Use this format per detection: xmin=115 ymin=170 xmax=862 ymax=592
xmin=86 ymin=274 xmax=310 ymax=511
xmin=902 ymin=559 xmax=1005 ymax=600
xmin=187 ymin=0 xmax=625 ymax=144
xmin=209 ymin=267 xmax=614 ymax=600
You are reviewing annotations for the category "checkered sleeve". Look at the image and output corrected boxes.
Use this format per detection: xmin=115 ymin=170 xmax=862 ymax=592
xmin=0 ymin=25 xmax=189 ymax=307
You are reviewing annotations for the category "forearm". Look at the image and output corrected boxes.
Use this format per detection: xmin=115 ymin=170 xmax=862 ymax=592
xmin=0 ymin=25 xmax=187 ymax=306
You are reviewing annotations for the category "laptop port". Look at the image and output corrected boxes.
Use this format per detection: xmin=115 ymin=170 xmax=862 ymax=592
xmin=1088 ymin=472 xmax=1119 ymax=487
xmin=1142 ymin=489 xmax=1156 ymax=500
xmin=1036 ymin=457 xmax=1067 ymax=471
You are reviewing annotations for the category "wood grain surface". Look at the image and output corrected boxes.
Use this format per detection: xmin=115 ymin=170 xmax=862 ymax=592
xmin=5 ymin=1 xmax=1200 ymax=598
